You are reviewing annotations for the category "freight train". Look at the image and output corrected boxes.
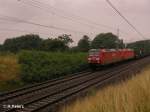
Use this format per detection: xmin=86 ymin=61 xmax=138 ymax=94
xmin=88 ymin=49 xmax=135 ymax=69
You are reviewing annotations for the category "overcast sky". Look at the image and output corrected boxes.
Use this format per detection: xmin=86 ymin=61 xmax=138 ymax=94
xmin=0 ymin=0 xmax=149 ymax=45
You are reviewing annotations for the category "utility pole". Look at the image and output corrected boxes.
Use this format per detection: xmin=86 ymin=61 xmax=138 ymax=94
xmin=117 ymin=28 xmax=120 ymax=38
xmin=116 ymin=28 xmax=120 ymax=49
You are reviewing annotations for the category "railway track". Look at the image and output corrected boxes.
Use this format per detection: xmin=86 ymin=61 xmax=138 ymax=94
xmin=1 ymin=57 xmax=150 ymax=112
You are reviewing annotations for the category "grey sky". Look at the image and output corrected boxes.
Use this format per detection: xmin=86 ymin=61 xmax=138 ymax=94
xmin=0 ymin=0 xmax=149 ymax=45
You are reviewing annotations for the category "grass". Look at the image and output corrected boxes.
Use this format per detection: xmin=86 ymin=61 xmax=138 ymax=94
xmin=0 ymin=55 xmax=20 ymax=81
xmin=62 ymin=66 xmax=150 ymax=112
xmin=0 ymin=54 xmax=22 ymax=92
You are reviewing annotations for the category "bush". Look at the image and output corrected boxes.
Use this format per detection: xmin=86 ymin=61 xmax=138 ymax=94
xmin=18 ymin=51 xmax=88 ymax=83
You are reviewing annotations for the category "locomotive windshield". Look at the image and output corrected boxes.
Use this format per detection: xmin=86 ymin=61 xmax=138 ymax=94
xmin=89 ymin=49 xmax=100 ymax=56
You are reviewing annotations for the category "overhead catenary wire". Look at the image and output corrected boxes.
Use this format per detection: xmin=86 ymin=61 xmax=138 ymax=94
xmin=0 ymin=15 xmax=92 ymax=35
xmin=20 ymin=0 xmax=97 ymax=30
xmin=0 ymin=28 xmax=51 ymax=36
xmin=105 ymin=0 xmax=146 ymax=39
xmin=19 ymin=0 xmax=129 ymax=35
xmin=0 ymin=0 xmax=132 ymax=39
xmin=24 ymin=0 xmax=116 ymax=30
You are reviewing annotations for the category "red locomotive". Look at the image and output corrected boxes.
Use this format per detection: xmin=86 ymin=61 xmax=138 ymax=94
xmin=88 ymin=49 xmax=135 ymax=68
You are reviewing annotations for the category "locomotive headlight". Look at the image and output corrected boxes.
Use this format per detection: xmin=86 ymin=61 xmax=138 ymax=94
xmin=88 ymin=58 xmax=91 ymax=60
xmin=96 ymin=58 xmax=100 ymax=60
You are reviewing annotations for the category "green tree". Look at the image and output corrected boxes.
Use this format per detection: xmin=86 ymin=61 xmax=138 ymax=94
xmin=91 ymin=33 xmax=124 ymax=49
xmin=58 ymin=34 xmax=73 ymax=46
xmin=0 ymin=44 xmax=3 ymax=51
xmin=2 ymin=34 xmax=73 ymax=52
xmin=41 ymin=38 xmax=67 ymax=51
xmin=78 ymin=35 xmax=90 ymax=52
xmin=3 ymin=34 xmax=42 ymax=52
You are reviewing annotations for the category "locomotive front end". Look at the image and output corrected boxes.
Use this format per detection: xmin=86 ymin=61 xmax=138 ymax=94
xmin=88 ymin=49 xmax=101 ymax=64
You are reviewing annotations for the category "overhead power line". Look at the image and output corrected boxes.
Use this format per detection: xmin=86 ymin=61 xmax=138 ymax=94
xmin=20 ymin=0 xmax=96 ymax=29
xmin=19 ymin=0 xmax=127 ymax=33
xmin=105 ymin=0 xmax=146 ymax=39
xmin=0 ymin=15 xmax=92 ymax=35
xmin=32 ymin=0 xmax=116 ymax=29
xmin=0 ymin=28 xmax=51 ymax=36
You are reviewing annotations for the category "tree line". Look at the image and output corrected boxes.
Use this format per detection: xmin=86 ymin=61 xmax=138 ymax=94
xmin=0 ymin=32 xmax=125 ymax=53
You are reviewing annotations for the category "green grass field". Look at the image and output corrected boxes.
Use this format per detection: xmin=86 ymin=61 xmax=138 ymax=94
xmin=62 ymin=66 xmax=150 ymax=112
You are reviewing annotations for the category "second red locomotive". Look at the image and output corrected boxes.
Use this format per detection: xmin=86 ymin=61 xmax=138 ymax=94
xmin=88 ymin=49 xmax=135 ymax=68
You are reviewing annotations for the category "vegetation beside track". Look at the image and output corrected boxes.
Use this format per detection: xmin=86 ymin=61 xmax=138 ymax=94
xmin=0 ymin=51 xmax=88 ymax=91
xmin=19 ymin=51 xmax=88 ymax=83
xmin=0 ymin=54 xmax=23 ymax=91
xmin=1 ymin=33 xmax=150 ymax=93
xmin=62 ymin=65 xmax=150 ymax=112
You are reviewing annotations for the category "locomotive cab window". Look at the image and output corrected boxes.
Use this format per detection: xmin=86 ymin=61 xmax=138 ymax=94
xmin=89 ymin=49 xmax=100 ymax=56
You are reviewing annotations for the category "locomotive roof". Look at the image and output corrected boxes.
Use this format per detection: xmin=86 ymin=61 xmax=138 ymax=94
xmin=89 ymin=49 xmax=134 ymax=52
